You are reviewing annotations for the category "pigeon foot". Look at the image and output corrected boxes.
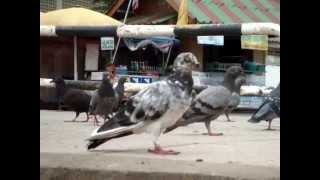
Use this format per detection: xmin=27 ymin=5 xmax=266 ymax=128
xmin=64 ymin=120 xmax=76 ymax=123
xmin=148 ymin=146 xmax=180 ymax=155
xmin=226 ymin=120 xmax=235 ymax=122
xmin=202 ymin=132 xmax=224 ymax=136
xmin=264 ymin=128 xmax=276 ymax=131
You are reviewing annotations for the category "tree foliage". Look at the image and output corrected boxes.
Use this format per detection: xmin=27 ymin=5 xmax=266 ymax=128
xmin=91 ymin=0 xmax=116 ymax=13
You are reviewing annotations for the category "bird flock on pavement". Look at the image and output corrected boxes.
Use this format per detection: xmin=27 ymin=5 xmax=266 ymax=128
xmin=50 ymin=52 xmax=280 ymax=155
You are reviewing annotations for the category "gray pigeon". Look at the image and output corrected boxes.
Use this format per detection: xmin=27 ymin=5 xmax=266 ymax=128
xmin=89 ymin=74 xmax=116 ymax=126
xmin=164 ymin=66 xmax=246 ymax=136
xmin=87 ymin=52 xmax=199 ymax=155
xmin=248 ymin=83 xmax=280 ymax=130
xmin=224 ymin=76 xmax=246 ymax=122
xmin=50 ymin=77 xmax=91 ymax=122
xmin=112 ymin=76 xmax=128 ymax=111
xmin=89 ymin=76 xmax=128 ymax=126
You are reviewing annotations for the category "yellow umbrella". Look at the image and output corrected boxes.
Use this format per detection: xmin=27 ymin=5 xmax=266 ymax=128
xmin=40 ymin=7 xmax=123 ymax=26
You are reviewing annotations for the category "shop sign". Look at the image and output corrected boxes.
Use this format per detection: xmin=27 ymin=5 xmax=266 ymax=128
xmin=197 ymin=36 xmax=224 ymax=46
xmin=101 ymin=37 xmax=114 ymax=50
xmin=130 ymin=77 xmax=153 ymax=84
xmin=241 ymin=35 xmax=268 ymax=51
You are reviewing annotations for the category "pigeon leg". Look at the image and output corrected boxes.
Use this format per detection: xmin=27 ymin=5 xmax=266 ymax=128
xmin=203 ymin=121 xmax=223 ymax=136
xmin=225 ymin=112 xmax=235 ymax=122
xmin=266 ymin=120 xmax=274 ymax=130
xmin=93 ymin=115 xmax=100 ymax=126
xmin=65 ymin=112 xmax=79 ymax=122
xmin=148 ymin=143 xmax=180 ymax=155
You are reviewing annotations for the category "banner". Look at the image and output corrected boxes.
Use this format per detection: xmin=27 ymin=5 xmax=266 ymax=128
xmin=241 ymin=35 xmax=268 ymax=51
xmin=197 ymin=36 xmax=224 ymax=46
xmin=101 ymin=37 xmax=114 ymax=50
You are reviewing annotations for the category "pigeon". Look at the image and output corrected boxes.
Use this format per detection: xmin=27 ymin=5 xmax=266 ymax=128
xmin=248 ymin=83 xmax=280 ymax=130
xmin=89 ymin=74 xmax=116 ymax=126
xmin=86 ymin=52 xmax=199 ymax=155
xmin=224 ymin=76 xmax=246 ymax=122
xmin=164 ymin=66 xmax=246 ymax=136
xmin=112 ymin=76 xmax=129 ymax=111
xmin=50 ymin=77 xmax=91 ymax=122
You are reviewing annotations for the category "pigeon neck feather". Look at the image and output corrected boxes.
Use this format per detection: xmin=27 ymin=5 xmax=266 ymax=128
xmin=167 ymin=71 xmax=193 ymax=94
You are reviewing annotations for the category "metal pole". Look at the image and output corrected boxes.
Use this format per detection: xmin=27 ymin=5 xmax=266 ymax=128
xmin=164 ymin=45 xmax=173 ymax=70
xmin=41 ymin=23 xmax=280 ymax=37
xmin=112 ymin=0 xmax=134 ymax=64
xmin=73 ymin=36 xmax=78 ymax=80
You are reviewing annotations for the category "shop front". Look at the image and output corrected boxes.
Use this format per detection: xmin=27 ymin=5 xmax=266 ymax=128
xmin=89 ymin=36 xmax=180 ymax=84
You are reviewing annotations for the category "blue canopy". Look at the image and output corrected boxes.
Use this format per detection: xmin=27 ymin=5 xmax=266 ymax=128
xmin=123 ymin=36 xmax=180 ymax=53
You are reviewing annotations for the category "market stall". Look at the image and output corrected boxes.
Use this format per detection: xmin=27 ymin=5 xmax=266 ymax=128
xmin=90 ymin=36 xmax=180 ymax=84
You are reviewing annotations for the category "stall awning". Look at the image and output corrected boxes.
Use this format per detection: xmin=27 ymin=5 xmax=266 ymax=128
xmin=123 ymin=36 xmax=180 ymax=53
xmin=167 ymin=0 xmax=279 ymax=24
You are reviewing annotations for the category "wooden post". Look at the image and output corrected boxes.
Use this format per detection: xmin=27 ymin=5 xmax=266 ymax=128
xmin=73 ymin=36 xmax=78 ymax=80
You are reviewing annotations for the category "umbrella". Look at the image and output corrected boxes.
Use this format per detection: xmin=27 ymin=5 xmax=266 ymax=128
xmin=40 ymin=7 xmax=123 ymax=26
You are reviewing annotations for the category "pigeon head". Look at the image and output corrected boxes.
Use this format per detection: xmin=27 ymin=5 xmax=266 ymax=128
xmin=102 ymin=72 xmax=111 ymax=81
xmin=223 ymin=66 xmax=246 ymax=92
xmin=118 ymin=76 xmax=128 ymax=84
xmin=225 ymin=66 xmax=245 ymax=80
xmin=173 ymin=52 xmax=200 ymax=73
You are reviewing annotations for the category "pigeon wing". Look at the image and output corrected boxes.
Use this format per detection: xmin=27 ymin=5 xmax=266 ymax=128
xmin=127 ymin=81 xmax=171 ymax=122
xmin=96 ymin=81 xmax=171 ymax=133
xmin=175 ymin=86 xmax=231 ymax=126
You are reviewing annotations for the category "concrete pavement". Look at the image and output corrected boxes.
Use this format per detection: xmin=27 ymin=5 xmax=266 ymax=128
xmin=40 ymin=110 xmax=280 ymax=179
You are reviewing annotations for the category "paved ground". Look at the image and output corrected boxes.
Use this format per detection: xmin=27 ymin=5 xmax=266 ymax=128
xmin=40 ymin=110 xmax=280 ymax=179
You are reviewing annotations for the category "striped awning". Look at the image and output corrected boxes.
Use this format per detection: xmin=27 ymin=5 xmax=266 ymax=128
xmin=168 ymin=0 xmax=279 ymax=24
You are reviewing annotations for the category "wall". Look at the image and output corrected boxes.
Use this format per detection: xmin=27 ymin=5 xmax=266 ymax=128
xmin=266 ymin=54 xmax=280 ymax=66
xmin=179 ymin=36 xmax=203 ymax=71
xmin=265 ymin=54 xmax=280 ymax=87
xmin=253 ymin=50 xmax=267 ymax=64
xmin=40 ymin=37 xmax=74 ymax=79
xmin=40 ymin=37 xmax=100 ymax=80
xmin=134 ymin=0 xmax=174 ymax=15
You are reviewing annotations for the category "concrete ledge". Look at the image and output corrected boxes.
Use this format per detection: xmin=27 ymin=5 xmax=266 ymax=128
xmin=40 ymin=153 xmax=279 ymax=180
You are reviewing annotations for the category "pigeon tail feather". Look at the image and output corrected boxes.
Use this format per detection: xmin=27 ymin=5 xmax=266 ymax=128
xmin=87 ymin=131 xmax=133 ymax=150
xmin=87 ymin=122 xmax=143 ymax=149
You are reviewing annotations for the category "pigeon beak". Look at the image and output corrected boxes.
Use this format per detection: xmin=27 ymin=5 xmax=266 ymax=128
xmin=193 ymin=59 xmax=200 ymax=69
